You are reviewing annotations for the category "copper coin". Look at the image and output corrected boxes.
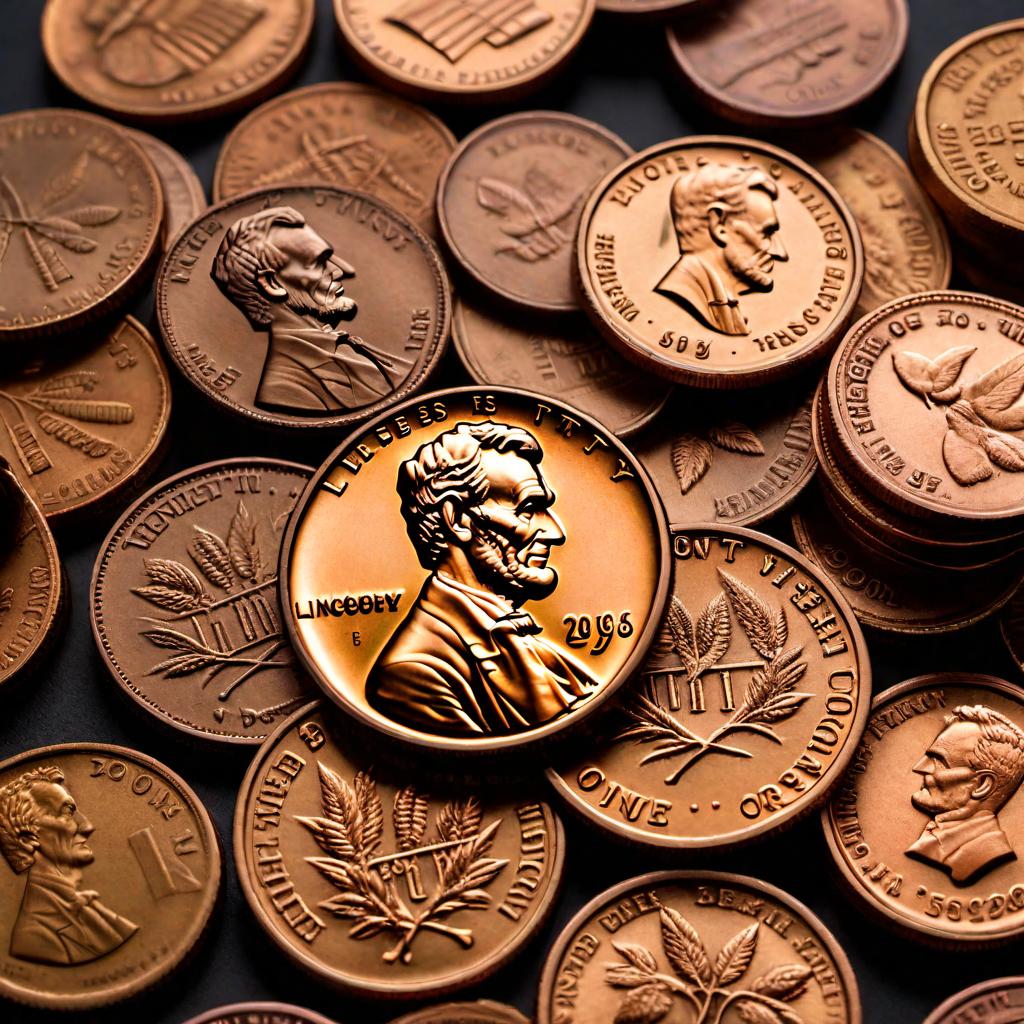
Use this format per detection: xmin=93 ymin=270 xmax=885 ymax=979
xmin=599 ymin=0 xmax=709 ymax=14
xmin=234 ymin=701 xmax=565 ymax=997
xmin=537 ymin=870 xmax=862 ymax=1024
xmin=181 ymin=1005 xmax=339 ymax=1024
xmin=666 ymin=0 xmax=908 ymax=126
xmin=213 ymin=83 xmax=456 ymax=238
xmin=128 ymin=130 xmax=207 ymax=249
xmin=451 ymin=296 xmax=671 ymax=438
xmin=156 ymin=185 xmax=451 ymax=432
xmin=924 ymin=977 xmax=1024 ymax=1024
xmin=1000 ymin=585 xmax=1024 ymax=675
xmin=824 ymin=673 xmax=1024 ymax=947
xmin=389 ymin=1002 xmax=529 ymax=1024
xmin=0 ymin=108 xmax=163 ymax=342
xmin=438 ymin=113 xmax=630 ymax=314
xmin=0 ymin=742 xmax=220 ymax=1009
xmin=281 ymin=386 xmax=670 ymax=754
xmin=575 ymin=136 xmax=864 ymax=388
xmin=42 ymin=0 xmax=315 ymax=123
xmin=91 ymin=458 xmax=317 ymax=745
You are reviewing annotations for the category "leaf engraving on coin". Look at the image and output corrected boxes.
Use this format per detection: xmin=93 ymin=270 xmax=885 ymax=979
xmin=672 ymin=424 xmax=764 ymax=494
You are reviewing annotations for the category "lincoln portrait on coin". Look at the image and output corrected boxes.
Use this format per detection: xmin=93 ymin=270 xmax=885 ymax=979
xmin=367 ymin=420 xmax=598 ymax=736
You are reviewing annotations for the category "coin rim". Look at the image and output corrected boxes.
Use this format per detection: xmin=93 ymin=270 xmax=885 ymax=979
xmin=179 ymin=1003 xmax=340 ymax=1024
xmin=922 ymin=976 xmax=1024 ymax=1024
xmin=387 ymin=1000 xmax=530 ymax=1024
xmin=127 ymin=130 xmax=208 ymax=248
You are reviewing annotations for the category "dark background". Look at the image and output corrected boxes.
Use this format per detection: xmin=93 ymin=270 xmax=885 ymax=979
xmin=2 ymin=0 xmax=1024 ymax=1021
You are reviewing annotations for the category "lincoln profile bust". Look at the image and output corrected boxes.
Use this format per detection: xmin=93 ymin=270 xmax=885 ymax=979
xmin=367 ymin=421 xmax=598 ymax=737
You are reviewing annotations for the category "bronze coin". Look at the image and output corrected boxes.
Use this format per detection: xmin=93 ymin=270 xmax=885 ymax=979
xmin=389 ymin=1003 xmax=529 ymax=1024
xmin=575 ymin=136 xmax=864 ymax=387
xmin=437 ymin=112 xmax=631 ymax=314
xmin=599 ymin=0 xmax=709 ymax=14
xmin=280 ymin=386 xmax=670 ymax=754
xmin=212 ymin=83 xmax=456 ymax=239
xmin=91 ymin=458 xmax=317 ymax=745
xmin=41 ymin=0 xmax=315 ymax=123
xmin=234 ymin=701 xmax=565 ymax=997
xmin=181 ymin=1005 xmax=339 ymax=1024
xmin=0 ymin=108 xmax=163 ymax=341
xmin=666 ymin=0 xmax=908 ymax=126
xmin=156 ymin=185 xmax=451 ymax=433
xmin=923 ymin=977 xmax=1024 ymax=1024
xmin=537 ymin=870 xmax=862 ymax=1024
xmin=128 ymin=130 xmax=207 ymax=249
xmin=1000 ymin=585 xmax=1024 ymax=675
xmin=0 ymin=742 xmax=221 ymax=1009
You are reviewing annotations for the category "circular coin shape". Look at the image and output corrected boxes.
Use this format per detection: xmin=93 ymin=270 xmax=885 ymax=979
xmin=438 ymin=113 xmax=631 ymax=314
xmin=156 ymin=185 xmax=451 ymax=433
xmin=91 ymin=459 xmax=317 ymax=745
xmin=599 ymin=0 xmax=709 ymax=14
xmin=0 ymin=109 xmax=163 ymax=341
xmin=537 ymin=870 xmax=861 ymax=1024
xmin=235 ymin=702 xmax=565 ymax=997
xmin=281 ymin=386 xmax=670 ymax=754
xmin=1001 ymin=585 xmax=1024 ymax=675
xmin=181 ymin=1004 xmax=339 ymax=1024
xmin=128 ymin=130 xmax=207 ymax=249
xmin=42 ymin=0 xmax=315 ymax=122
xmin=389 ymin=1001 xmax=529 ymax=1024
xmin=0 ymin=742 xmax=220 ymax=1009
xmin=923 ymin=977 xmax=1024 ymax=1024
xmin=575 ymin=136 xmax=864 ymax=388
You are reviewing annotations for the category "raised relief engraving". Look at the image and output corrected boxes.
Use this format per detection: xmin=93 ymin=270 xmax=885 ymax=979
xmin=127 ymin=826 xmax=202 ymax=899
xmin=0 ymin=587 xmax=12 ymax=621
xmin=671 ymin=423 xmax=765 ymax=495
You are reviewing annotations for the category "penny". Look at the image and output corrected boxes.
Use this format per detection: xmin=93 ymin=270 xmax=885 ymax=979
xmin=41 ymin=0 xmax=315 ymax=123
xmin=599 ymin=0 xmax=709 ymax=14
xmin=0 ymin=742 xmax=220 ymax=1009
xmin=537 ymin=870 xmax=861 ymax=1024
xmin=156 ymin=185 xmax=451 ymax=433
xmin=91 ymin=458 xmax=317 ymax=745
xmin=666 ymin=0 xmax=908 ymax=126
xmin=389 ymin=1002 xmax=529 ymax=1024
xmin=212 ymin=83 xmax=456 ymax=238
xmin=575 ymin=136 xmax=864 ymax=388
xmin=1000 ymin=585 xmax=1024 ymax=675
xmin=234 ymin=701 xmax=565 ymax=997
xmin=923 ymin=977 xmax=1024 ymax=1024
xmin=181 ymin=1005 xmax=339 ymax=1024
xmin=438 ymin=112 xmax=631 ymax=314
xmin=0 ymin=108 xmax=163 ymax=341
xmin=128 ymin=130 xmax=206 ymax=248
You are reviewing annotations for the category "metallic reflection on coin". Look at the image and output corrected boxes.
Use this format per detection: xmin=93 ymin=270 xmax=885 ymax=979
xmin=389 ymin=1002 xmax=529 ymax=1024
xmin=128 ymin=130 xmax=207 ymax=248
xmin=180 ymin=1004 xmax=339 ymax=1024
xmin=923 ymin=977 xmax=1024 ymax=1024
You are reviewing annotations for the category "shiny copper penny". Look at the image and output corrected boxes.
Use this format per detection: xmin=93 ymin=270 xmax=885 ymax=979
xmin=234 ymin=701 xmax=565 ymax=997
xmin=91 ymin=458 xmax=317 ymax=745
xmin=181 ymin=1004 xmax=338 ymax=1024
xmin=282 ymin=386 xmax=670 ymax=754
xmin=0 ymin=742 xmax=220 ymax=1009
xmin=0 ymin=109 xmax=163 ymax=341
xmin=156 ymin=185 xmax=451 ymax=432
xmin=599 ymin=0 xmax=708 ymax=14
xmin=128 ymin=130 xmax=207 ymax=249
xmin=438 ymin=113 xmax=630 ymax=314
xmin=537 ymin=870 xmax=861 ymax=1024
xmin=576 ymin=136 xmax=864 ymax=388
xmin=923 ymin=977 xmax=1024 ymax=1024
xmin=1000 ymin=586 xmax=1024 ymax=675
xmin=389 ymin=1002 xmax=529 ymax=1024
xmin=42 ymin=0 xmax=315 ymax=123
xmin=667 ymin=0 xmax=908 ymax=126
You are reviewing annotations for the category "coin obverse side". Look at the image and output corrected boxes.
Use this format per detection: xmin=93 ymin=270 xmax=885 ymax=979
xmin=180 ymin=1004 xmax=340 ymax=1024
xmin=128 ymin=130 xmax=207 ymax=249
xmin=537 ymin=870 xmax=862 ymax=1024
xmin=281 ymin=386 xmax=670 ymax=754
xmin=91 ymin=459 xmax=317 ymax=745
xmin=575 ymin=136 xmax=864 ymax=388
xmin=388 ymin=1001 xmax=530 ymax=1024
xmin=235 ymin=702 xmax=565 ymax=997
xmin=923 ymin=977 xmax=1024 ymax=1024
xmin=0 ymin=743 xmax=221 ymax=1010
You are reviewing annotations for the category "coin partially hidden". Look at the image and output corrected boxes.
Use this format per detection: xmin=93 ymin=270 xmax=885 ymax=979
xmin=923 ymin=977 xmax=1024 ymax=1024
xmin=128 ymin=129 xmax=207 ymax=249
xmin=180 ymin=1005 xmax=339 ymax=1024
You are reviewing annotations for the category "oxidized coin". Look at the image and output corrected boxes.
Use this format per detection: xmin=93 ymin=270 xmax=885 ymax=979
xmin=438 ymin=112 xmax=631 ymax=314
xmin=824 ymin=673 xmax=1024 ymax=946
xmin=923 ymin=977 xmax=1024 ymax=1024
xmin=91 ymin=459 xmax=317 ymax=745
xmin=1000 ymin=585 xmax=1024 ymax=675
xmin=537 ymin=870 xmax=862 ymax=1024
xmin=0 ymin=109 xmax=163 ymax=341
xmin=452 ymin=296 xmax=671 ymax=438
xmin=42 ymin=0 xmax=315 ymax=123
xmin=234 ymin=702 xmax=565 ymax=997
xmin=667 ymin=0 xmax=908 ymax=126
xmin=156 ymin=185 xmax=451 ymax=433
xmin=213 ymin=82 xmax=456 ymax=238
xmin=548 ymin=525 xmax=869 ymax=849
xmin=0 ymin=742 xmax=220 ymax=1009
xmin=128 ymin=130 xmax=206 ymax=248
xmin=389 ymin=1002 xmax=529 ymax=1024
xmin=181 ymin=1005 xmax=338 ymax=1024
xmin=282 ymin=386 xmax=670 ymax=754
xmin=576 ymin=136 xmax=864 ymax=388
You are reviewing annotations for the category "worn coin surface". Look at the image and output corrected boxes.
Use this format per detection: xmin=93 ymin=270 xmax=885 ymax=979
xmin=576 ymin=136 xmax=863 ymax=387
xmin=923 ymin=977 xmax=1024 ymax=1024
xmin=128 ymin=130 xmax=206 ymax=248
xmin=0 ymin=742 xmax=221 ymax=1009
xmin=180 ymin=1005 xmax=339 ymax=1024
xmin=389 ymin=1002 xmax=529 ymax=1024
xmin=537 ymin=870 xmax=862 ymax=1024
xmin=91 ymin=458 xmax=317 ymax=745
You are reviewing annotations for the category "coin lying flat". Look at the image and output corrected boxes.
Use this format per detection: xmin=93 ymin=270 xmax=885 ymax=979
xmin=128 ymin=130 xmax=206 ymax=249
xmin=923 ymin=977 xmax=1024 ymax=1024
xmin=180 ymin=1005 xmax=339 ymax=1024
xmin=389 ymin=1002 xmax=529 ymax=1024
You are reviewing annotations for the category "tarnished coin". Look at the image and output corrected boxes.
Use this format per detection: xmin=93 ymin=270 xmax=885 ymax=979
xmin=0 ymin=742 xmax=220 ymax=1009
xmin=234 ymin=702 xmax=565 ymax=997
xmin=923 ymin=977 xmax=1024 ymax=1024
xmin=576 ymin=136 xmax=863 ymax=387
xmin=0 ymin=109 xmax=163 ymax=341
xmin=181 ymin=1005 xmax=338 ymax=1024
xmin=91 ymin=459 xmax=317 ymax=745
xmin=390 ymin=1003 xmax=529 ymax=1024
xmin=438 ymin=113 xmax=630 ymax=314
xmin=128 ymin=130 xmax=206 ymax=248
xmin=156 ymin=185 xmax=451 ymax=433
xmin=537 ymin=870 xmax=861 ymax=1024
xmin=1001 ymin=585 xmax=1024 ymax=675
xmin=281 ymin=386 xmax=670 ymax=754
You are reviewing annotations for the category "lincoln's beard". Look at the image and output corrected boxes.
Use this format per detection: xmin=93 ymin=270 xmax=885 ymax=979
xmin=282 ymin=280 xmax=358 ymax=328
xmin=468 ymin=519 xmax=557 ymax=604
xmin=724 ymin=240 xmax=775 ymax=291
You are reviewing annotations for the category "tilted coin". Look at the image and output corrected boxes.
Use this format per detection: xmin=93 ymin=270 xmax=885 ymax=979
xmin=181 ymin=1004 xmax=339 ymax=1024
xmin=599 ymin=0 xmax=708 ymax=14
xmin=389 ymin=1002 xmax=529 ymax=1024
xmin=281 ymin=386 xmax=670 ymax=753
xmin=575 ymin=136 xmax=864 ymax=387
xmin=1000 ymin=585 xmax=1024 ymax=675
xmin=923 ymin=977 xmax=1024 ymax=1024
xmin=128 ymin=130 xmax=207 ymax=248
xmin=156 ymin=185 xmax=451 ymax=433
xmin=0 ymin=742 xmax=220 ymax=1009
xmin=91 ymin=459 xmax=317 ymax=745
